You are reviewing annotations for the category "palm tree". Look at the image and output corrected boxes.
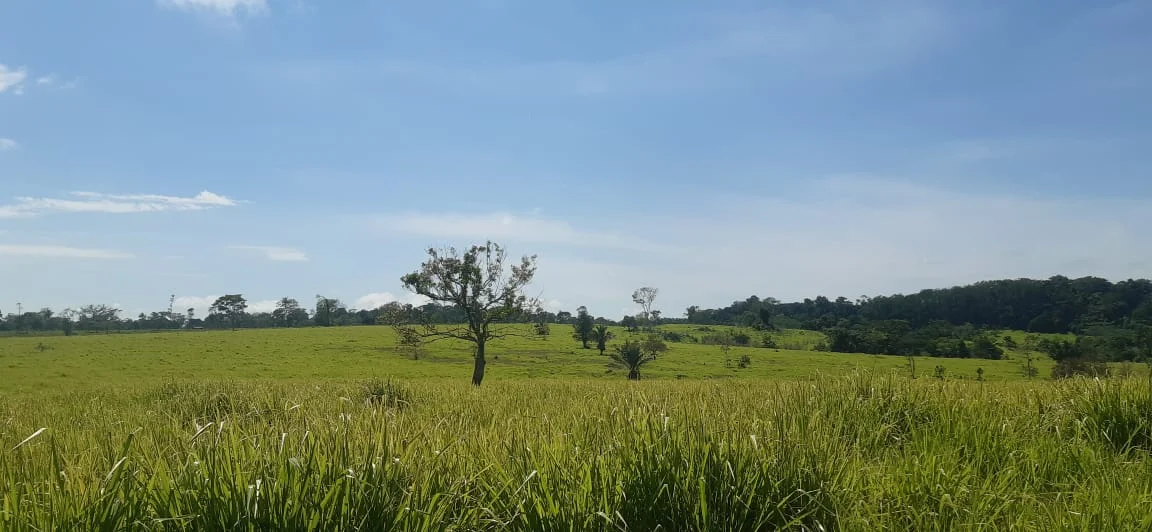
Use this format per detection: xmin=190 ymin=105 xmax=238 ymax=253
xmin=611 ymin=340 xmax=654 ymax=380
xmin=591 ymin=324 xmax=614 ymax=356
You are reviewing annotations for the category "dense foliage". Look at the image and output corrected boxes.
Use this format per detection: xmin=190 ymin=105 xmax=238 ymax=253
xmin=682 ymin=276 xmax=1152 ymax=363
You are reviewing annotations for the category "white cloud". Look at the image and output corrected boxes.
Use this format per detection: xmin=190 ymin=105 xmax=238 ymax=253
xmin=354 ymin=292 xmax=396 ymax=309
xmin=0 ymin=138 xmax=18 ymax=151
xmin=229 ymin=245 xmax=308 ymax=262
xmin=353 ymin=290 xmax=552 ymax=313
xmin=0 ymin=245 xmax=133 ymax=259
xmin=433 ymin=175 xmax=1150 ymax=319
xmin=376 ymin=211 xmax=667 ymax=251
xmin=246 ymin=299 xmax=280 ymax=313
xmin=172 ymin=295 xmax=217 ymax=313
xmin=174 ymin=295 xmax=279 ymax=317
xmin=159 ymin=0 xmax=268 ymax=16
xmin=0 ymin=190 xmax=241 ymax=218
xmin=33 ymin=75 xmax=79 ymax=91
xmin=353 ymin=292 xmax=429 ymax=310
xmin=0 ymin=65 xmax=27 ymax=95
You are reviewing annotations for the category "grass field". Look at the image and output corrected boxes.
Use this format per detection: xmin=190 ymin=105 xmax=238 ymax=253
xmin=2 ymin=326 xmax=1151 ymax=530
xmin=0 ymin=325 xmax=1061 ymax=395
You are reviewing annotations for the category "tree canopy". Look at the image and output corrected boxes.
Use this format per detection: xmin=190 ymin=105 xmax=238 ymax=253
xmin=391 ymin=241 xmax=539 ymax=386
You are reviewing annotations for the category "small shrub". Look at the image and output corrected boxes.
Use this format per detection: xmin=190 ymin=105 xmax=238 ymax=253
xmin=738 ymin=354 xmax=752 ymax=369
xmin=394 ymin=325 xmax=424 ymax=360
xmin=760 ymin=335 xmax=777 ymax=348
xmin=731 ymin=331 xmax=751 ymax=346
xmin=976 ymin=367 xmax=984 ymax=381
xmin=642 ymin=336 xmax=669 ymax=359
xmin=813 ymin=341 xmax=829 ymax=352
xmin=933 ymin=365 xmax=946 ymax=380
xmin=661 ymin=331 xmax=684 ymax=342
xmin=1052 ymin=358 xmax=1111 ymax=379
xmin=146 ymin=381 xmax=242 ymax=423
xmin=971 ymin=336 xmax=1004 ymax=360
xmin=360 ymin=377 xmax=412 ymax=409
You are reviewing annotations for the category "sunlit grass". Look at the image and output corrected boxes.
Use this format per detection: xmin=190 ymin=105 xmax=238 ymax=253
xmin=0 ymin=325 xmax=1059 ymax=396
xmin=2 ymin=374 xmax=1151 ymax=529
xmin=1 ymin=326 xmax=1146 ymax=529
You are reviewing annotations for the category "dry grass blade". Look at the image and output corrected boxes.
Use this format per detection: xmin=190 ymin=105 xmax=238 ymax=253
xmin=10 ymin=427 xmax=47 ymax=452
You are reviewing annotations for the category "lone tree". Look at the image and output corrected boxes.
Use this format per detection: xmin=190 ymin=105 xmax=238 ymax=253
xmin=632 ymin=287 xmax=658 ymax=324
xmin=533 ymin=319 xmax=550 ymax=338
xmin=210 ymin=294 xmax=247 ymax=330
xmin=396 ymin=241 xmax=539 ymax=386
xmin=572 ymin=306 xmax=594 ymax=349
xmin=611 ymin=339 xmax=655 ymax=380
xmin=315 ymin=295 xmax=344 ymax=327
xmin=642 ymin=335 xmax=669 ymax=360
xmin=591 ymin=323 xmax=614 ymax=355
xmin=272 ymin=297 xmax=302 ymax=327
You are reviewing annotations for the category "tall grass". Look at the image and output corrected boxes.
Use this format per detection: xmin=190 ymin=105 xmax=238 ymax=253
xmin=2 ymin=374 xmax=1151 ymax=530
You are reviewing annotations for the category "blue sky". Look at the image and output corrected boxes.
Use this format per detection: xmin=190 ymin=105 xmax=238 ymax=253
xmin=1 ymin=0 xmax=1151 ymax=320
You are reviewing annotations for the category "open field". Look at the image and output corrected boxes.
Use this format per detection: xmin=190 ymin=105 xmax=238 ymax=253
xmin=3 ymin=375 xmax=1152 ymax=530
xmin=2 ymin=326 xmax=1151 ymax=530
xmin=0 ymin=325 xmax=1064 ymax=395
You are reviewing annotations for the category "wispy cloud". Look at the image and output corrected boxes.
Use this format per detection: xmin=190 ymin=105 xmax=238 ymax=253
xmin=261 ymin=4 xmax=947 ymax=97
xmin=0 ymin=64 xmax=27 ymax=95
xmin=376 ymin=211 xmax=668 ymax=251
xmin=0 ymin=138 xmax=18 ymax=152
xmin=159 ymin=0 xmax=268 ymax=17
xmin=229 ymin=245 xmax=309 ymax=262
xmin=536 ymin=175 xmax=1152 ymax=315
xmin=34 ymin=75 xmax=80 ymax=91
xmin=0 ymin=245 xmax=133 ymax=259
xmin=0 ymin=191 xmax=241 ymax=218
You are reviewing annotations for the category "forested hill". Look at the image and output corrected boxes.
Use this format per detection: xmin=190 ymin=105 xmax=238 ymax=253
xmin=685 ymin=276 xmax=1152 ymax=334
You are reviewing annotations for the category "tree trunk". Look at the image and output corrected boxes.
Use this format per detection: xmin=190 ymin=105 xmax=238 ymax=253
xmin=582 ymin=339 xmax=589 ymax=349
xmin=598 ymin=347 xmax=605 ymax=356
xmin=472 ymin=341 xmax=487 ymax=386
xmin=627 ymin=369 xmax=639 ymax=380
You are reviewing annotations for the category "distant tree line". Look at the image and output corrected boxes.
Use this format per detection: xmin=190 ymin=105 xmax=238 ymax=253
xmin=7 ymin=274 xmax=1152 ymax=372
xmin=680 ymin=276 xmax=1152 ymax=364
xmin=0 ymin=296 xmax=614 ymax=335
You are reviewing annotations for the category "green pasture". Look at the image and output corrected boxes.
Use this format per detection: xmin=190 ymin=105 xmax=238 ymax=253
xmin=0 ymin=325 xmax=1059 ymax=395
xmin=4 ymin=325 xmax=1151 ymax=530
xmin=2 ymin=375 xmax=1152 ymax=530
